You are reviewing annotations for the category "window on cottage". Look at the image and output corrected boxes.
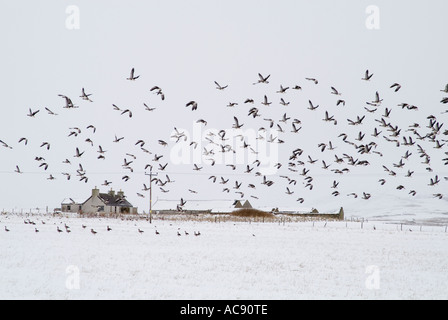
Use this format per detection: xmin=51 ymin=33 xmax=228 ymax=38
xmin=98 ymin=206 xmax=105 ymax=212
xmin=67 ymin=205 xmax=71 ymax=211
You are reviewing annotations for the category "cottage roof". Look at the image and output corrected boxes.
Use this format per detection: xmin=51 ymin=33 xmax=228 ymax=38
xmin=97 ymin=193 xmax=133 ymax=207
xmin=61 ymin=198 xmax=84 ymax=205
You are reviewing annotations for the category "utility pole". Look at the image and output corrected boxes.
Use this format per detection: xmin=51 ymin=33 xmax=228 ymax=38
xmin=145 ymin=168 xmax=158 ymax=224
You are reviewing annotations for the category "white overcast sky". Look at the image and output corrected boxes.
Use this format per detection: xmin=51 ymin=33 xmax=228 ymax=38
xmin=0 ymin=1 xmax=447 ymax=216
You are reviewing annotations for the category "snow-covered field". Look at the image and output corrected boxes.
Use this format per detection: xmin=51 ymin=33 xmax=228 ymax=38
xmin=1 ymin=213 xmax=448 ymax=300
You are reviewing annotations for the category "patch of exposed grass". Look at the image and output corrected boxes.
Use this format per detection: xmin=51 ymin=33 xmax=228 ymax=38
xmin=230 ymin=208 xmax=274 ymax=218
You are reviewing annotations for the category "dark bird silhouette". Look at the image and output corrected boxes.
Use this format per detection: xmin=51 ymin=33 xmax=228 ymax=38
xmin=80 ymin=88 xmax=93 ymax=101
xmin=261 ymin=95 xmax=272 ymax=106
xmin=331 ymin=87 xmax=341 ymax=95
xmin=214 ymin=81 xmax=228 ymax=90
xmin=390 ymin=83 xmax=402 ymax=92
xmin=45 ymin=107 xmax=58 ymax=115
xmin=305 ymin=77 xmax=318 ymax=84
xmin=186 ymin=101 xmax=198 ymax=111
xmin=277 ymin=85 xmax=289 ymax=93
xmin=362 ymin=70 xmax=373 ymax=81
xmin=121 ymin=109 xmax=133 ymax=118
xmin=58 ymin=95 xmax=78 ymax=108
xmin=27 ymin=108 xmax=40 ymax=118
xmin=308 ymin=100 xmax=319 ymax=110
xmin=253 ymin=73 xmax=270 ymax=85
xmin=127 ymin=68 xmax=140 ymax=80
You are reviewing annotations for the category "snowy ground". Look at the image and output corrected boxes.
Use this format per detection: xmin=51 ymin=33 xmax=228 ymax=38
xmin=1 ymin=213 xmax=448 ymax=300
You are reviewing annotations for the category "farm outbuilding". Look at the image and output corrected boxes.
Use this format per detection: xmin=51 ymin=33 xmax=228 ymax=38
xmin=61 ymin=198 xmax=84 ymax=213
xmin=153 ymin=199 xmax=252 ymax=215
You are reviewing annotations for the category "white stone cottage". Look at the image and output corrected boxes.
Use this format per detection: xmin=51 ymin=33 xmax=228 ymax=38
xmin=62 ymin=188 xmax=137 ymax=215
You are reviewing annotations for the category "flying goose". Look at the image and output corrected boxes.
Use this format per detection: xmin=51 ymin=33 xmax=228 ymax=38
xmin=27 ymin=108 xmax=40 ymax=118
xmin=253 ymin=73 xmax=270 ymax=85
xmin=150 ymin=86 xmax=165 ymax=100
xmin=336 ymin=99 xmax=345 ymax=107
xmin=58 ymin=95 xmax=78 ymax=108
xmin=276 ymin=85 xmax=289 ymax=93
xmin=186 ymin=101 xmax=198 ymax=110
xmin=121 ymin=109 xmax=133 ymax=118
xmin=0 ymin=140 xmax=13 ymax=149
xmin=74 ymin=147 xmax=84 ymax=158
xmin=331 ymin=87 xmax=341 ymax=95
xmin=428 ymin=175 xmax=440 ymax=186
xmin=305 ymin=77 xmax=318 ymax=84
xmin=144 ymin=103 xmax=156 ymax=112
xmin=232 ymin=116 xmax=244 ymax=129
xmin=261 ymin=95 xmax=272 ymax=106
xmin=127 ymin=68 xmax=140 ymax=80
xmin=80 ymin=88 xmax=93 ymax=101
xmin=40 ymin=142 xmax=50 ymax=150
xmin=45 ymin=107 xmax=58 ymax=115
xmin=368 ymin=91 xmax=383 ymax=106
xmin=361 ymin=70 xmax=373 ymax=81
xmin=280 ymin=98 xmax=290 ymax=106
xmin=390 ymin=83 xmax=402 ymax=92
xmin=214 ymin=81 xmax=228 ymax=90
xmin=308 ymin=100 xmax=319 ymax=110
xmin=193 ymin=164 xmax=203 ymax=171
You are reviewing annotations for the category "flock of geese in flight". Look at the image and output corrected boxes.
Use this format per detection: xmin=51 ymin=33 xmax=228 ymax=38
xmin=1 ymin=68 xmax=448 ymax=211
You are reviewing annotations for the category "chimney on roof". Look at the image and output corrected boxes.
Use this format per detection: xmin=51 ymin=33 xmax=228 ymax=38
xmin=108 ymin=189 xmax=115 ymax=197
xmin=117 ymin=190 xmax=125 ymax=198
xmin=92 ymin=187 xmax=100 ymax=197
